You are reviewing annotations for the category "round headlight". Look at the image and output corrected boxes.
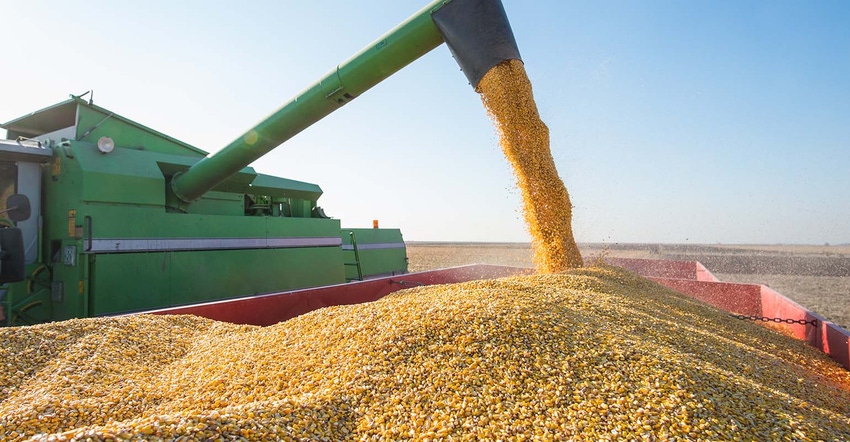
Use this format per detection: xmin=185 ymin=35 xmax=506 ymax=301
xmin=97 ymin=136 xmax=115 ymax=154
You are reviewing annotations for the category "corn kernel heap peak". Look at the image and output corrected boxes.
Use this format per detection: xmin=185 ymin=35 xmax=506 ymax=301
xmin=1 ymin=266 xmax=849 ymax=440
xmin=478 ymin=59 xmax=584 ymax=273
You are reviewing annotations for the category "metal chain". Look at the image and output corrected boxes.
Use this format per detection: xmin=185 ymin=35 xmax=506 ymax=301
xmin=733 ymin=314 xmax=818 ymax=327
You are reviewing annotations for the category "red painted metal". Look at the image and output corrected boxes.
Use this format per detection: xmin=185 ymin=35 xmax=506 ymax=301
xmin=695 ymin=261 xmax=720 ymax=282
xmin=605 ymin=257 xmax=850 ymax=371
xmin=649 ymin=278 xmax=763 ymax=316
xmin=605 ymin=257 xmax=719 ymax=282
xmin=758 ymin=285 xmax=850 ymax=367
xmin=602 ymin=257 xmax=698 ymax=280
xmin=147 ymin=264 xmax=532 ymax=326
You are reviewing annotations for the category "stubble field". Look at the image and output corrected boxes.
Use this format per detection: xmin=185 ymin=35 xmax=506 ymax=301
xmin=406 ymin=242 xmax=850 ymax=330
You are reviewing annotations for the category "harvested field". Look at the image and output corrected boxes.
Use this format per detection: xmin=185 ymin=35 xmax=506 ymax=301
xmin=407 ymin=242 xmax=850 ymax=329
xmin=406 ymin=242 xmax=535 ymax=271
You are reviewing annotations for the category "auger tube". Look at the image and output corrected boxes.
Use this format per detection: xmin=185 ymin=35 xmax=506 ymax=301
xmin=168 ymin=0 xmax=520 ymax=209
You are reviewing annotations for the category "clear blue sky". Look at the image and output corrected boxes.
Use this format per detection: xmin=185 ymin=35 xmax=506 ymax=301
xmin=2 ymin=0 xmax=848 ymax=244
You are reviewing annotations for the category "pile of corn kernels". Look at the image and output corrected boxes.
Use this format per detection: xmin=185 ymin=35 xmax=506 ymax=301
xmin=1 ymin=265 xmax=849 ymax=441
xmin=478 ymin=59 xmax=584 ymax=273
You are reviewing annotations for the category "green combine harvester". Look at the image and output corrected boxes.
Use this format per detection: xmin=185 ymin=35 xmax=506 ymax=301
xmin=0 ymin=0 xmax=521 ymax=326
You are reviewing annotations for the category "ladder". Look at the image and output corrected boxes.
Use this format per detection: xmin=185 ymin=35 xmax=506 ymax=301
xmin=344 ymin=231 xmax=363 ymax=282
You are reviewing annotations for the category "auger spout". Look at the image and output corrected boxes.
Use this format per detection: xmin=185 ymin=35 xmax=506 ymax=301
xmin=168 ymin=0 xmax=520 ymax=209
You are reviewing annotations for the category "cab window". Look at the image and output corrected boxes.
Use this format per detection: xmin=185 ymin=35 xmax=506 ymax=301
xmin=0 ymin=162 xmax=16 ymax=214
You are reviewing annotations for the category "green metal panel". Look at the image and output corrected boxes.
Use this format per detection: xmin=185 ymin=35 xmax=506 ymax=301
xmin=71 ymin=143 xmax=165 ymax=206
xmin=343 ymin=228 xmax=407 ymax=280
xmin=154 ymin=154 xmax=258 ymax=194
xmin=168 ymin=247 xmax=344 ymax=308
xmin=88 ymin=246 xmax=345 ymax=316
xmin=52 ymin=137 xmax=321 ymax=217
xmin=250 ymin=174 xmax=322 ymax=201
xmin=1 ymin=262 xmax=52 ymax=326
xmin=186 ymin=191 xmax=245 ymax=216
xmin=74 ymin=102 xmax=208 ymax=157
xmin=90 ymin=253 xmax=170 ymax=315
xmin=48 ymin=239 xmax=89 ymax=321
xmin=1 ymin=99 xmax=208 ymax=157
xmin=80 ymin=212 xmax=346 ymax=315
xmin=74 ymin=208 xmax=340 ymax=243
xmin=68 ymin=139 xmax=261 ymax=206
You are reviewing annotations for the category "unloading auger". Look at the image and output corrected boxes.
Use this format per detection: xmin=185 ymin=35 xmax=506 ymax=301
xmin=167 ymin=0 xmax=522 ymax=210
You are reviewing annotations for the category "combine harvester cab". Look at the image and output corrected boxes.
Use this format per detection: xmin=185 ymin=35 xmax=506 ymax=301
xmin=0 ymin=0 xmax=521 ymax=326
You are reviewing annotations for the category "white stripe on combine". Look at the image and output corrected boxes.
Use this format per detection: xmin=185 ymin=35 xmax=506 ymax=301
xmin=342 ymin=242 xmax=406 ymax=251
xmin=87 ymin=236 xmax=342 ymax=253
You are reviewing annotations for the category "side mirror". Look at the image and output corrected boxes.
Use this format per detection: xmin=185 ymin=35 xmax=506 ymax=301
xmin=1 ymin=194 xmax=31 ymax=222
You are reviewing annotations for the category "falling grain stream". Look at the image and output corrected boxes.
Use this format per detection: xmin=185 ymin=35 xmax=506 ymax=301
xmin=477 ymin=59 xmax=583 ymax=273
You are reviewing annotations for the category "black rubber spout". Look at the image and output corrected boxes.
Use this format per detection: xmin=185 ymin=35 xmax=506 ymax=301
xmin=432 ymin=0 xmax=522 ymax=89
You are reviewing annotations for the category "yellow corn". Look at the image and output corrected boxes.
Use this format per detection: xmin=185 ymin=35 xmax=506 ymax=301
xmin=1 ymin=265 xmax=849 ymax=441
xmin=478 ymin=59 xmax=583 ymax=272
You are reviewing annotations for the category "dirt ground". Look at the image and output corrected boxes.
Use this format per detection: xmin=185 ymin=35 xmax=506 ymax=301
xmin=406 ymin=242 xmax=850 ymax=330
